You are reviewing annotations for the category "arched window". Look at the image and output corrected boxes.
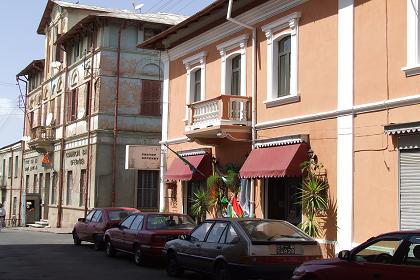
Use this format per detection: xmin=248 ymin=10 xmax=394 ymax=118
xmin=278 ymin=36 xmax=291 ymax=97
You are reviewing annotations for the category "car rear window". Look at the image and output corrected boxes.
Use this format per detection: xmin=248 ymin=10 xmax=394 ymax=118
xmin=239 ymin=220 xmax=311 ymax=242
xmin=108 ymin=210 xmax=136 ymax=221
xmin=146 ymin=214 xmax=195 ymax=230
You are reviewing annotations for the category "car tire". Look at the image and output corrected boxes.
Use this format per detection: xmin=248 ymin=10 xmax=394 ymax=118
xmin=93 ymin=235 xmax=103 ymax=251
xmin=166 ymin=255 xmax=184 ymax=277
xmin=214 ymin=261 xmax=231 ymax=280
xmin=105 ymin=240 xmax=116 ymax=257
xmin=73 ymin=231 xmax=81 ymax=246
xmin=134 ymin=246 xmax=145 ymax=266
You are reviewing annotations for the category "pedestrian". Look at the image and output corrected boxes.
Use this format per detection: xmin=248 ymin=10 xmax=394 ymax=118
xmin=0 ymin=203 xmax=5 ymax=232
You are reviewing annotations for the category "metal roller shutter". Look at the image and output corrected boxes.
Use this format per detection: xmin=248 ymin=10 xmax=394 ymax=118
xmin=400 ymin=149 xmax=420 ymax=230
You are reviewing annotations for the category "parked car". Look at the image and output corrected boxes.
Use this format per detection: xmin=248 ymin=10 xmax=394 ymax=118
xmin=164 ymin=218 xmax=321 ymax=280
xmin=104 ymin=212 xmax=195 ymax=265
xmin=72 ymin=207 xmax=138 ymax=250
xmin=292 ymin=230 xmax=420 ymax=280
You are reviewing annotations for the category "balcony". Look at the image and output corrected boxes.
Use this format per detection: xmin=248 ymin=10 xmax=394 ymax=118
xmin=185 ymin=95 xmax=252 ymax=142
xmin=28 ymin=126 xmax=56 ymax=153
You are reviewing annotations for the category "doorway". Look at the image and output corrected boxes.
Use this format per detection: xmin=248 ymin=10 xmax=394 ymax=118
xmin=184 ymin=180 xmax=206 ymax=220
xmin=43 ymin=173 xmax=50 ymax=220
xmin=265 ymin=177 xmax=302 ymax=226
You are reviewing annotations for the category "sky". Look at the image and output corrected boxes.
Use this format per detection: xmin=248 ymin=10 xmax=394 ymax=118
xmin=0 ymin=0 xmax=214 ymax=148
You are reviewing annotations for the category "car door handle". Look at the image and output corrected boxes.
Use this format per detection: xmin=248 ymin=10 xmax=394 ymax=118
xmin=195 ymin=244 xmax=201 ymax=247
xmin=216 ymin=246 xmax=221 ymax=249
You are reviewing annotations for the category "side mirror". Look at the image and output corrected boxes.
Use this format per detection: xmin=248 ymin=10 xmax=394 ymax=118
xmin=338 ymin=250 xmax=351 ymax=260
xmin=78 ymin=218 xmax=86 ymax=223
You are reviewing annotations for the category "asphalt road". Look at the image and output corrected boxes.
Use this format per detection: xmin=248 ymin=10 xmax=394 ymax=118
xmin=0 ymin=228 xmax=200 ymax=280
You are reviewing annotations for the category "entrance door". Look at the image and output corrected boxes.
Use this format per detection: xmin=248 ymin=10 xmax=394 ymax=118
xmin=266 ymin=177 xmax=301 ymax=225
xmin=43 ymin=173 xmax=50 ymax=220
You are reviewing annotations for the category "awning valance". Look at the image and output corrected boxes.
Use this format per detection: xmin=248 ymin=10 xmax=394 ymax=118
xmin=165 ymin=154 xmax=212 ymax=181
xmin=239 ymin=143 xmax=308 ymax=178
xmin=384 ymin=121 xmax=420 ymax=135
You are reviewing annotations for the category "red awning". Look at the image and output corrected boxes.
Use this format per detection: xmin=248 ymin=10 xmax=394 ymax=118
xmin=165 ymin=154 xmax=212 ymax=181
xmin=239 ymin=143 xmax=308 ymax=178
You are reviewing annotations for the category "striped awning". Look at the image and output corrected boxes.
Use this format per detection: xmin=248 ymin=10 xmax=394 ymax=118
xmin=384 ymin=121 xmax=420 ymax=135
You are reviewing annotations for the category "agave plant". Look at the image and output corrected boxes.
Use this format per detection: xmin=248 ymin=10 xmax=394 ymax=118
xmin=298 ymin=157 xmax=329 ymax=238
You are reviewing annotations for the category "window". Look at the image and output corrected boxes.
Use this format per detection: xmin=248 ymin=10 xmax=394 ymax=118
xmin=191 ymin=222 xmax=213 ymax=242
xmin=403 ymin=0 xmax=420 ymax=76
xmin=146 ymin=214 xmax=195 ymax=230
xmin=231 ymin=56 xmax=241 ymax=95
xmin=401 ymin=236 xmax=420 ymax=266
xmin=120 ymin=215 xmax=136 ymax=229
xmin=262 ymin=12 xmax=300 ymax=106
xmin=86 ymin=210 xmax=96 ymax=222
xmin=141 ymin=80 xmax=161 ymax=116
xmin=66 ymin=171 xmax=73 ymax=205
xmin=206 ymin=222 xmax=228 ymax=243
xmin=68 ymin=89 xmax=78 ymax=122
xmin=217 ymin=34 xmax=248 ymax=96
xmin=49 ymin=99 xmax=55 ymax=125
xmin=137 ymin=170 xmax=159 ymax=210
xmin=74 ymin=39 xmax=80 ymax=62
xmin=278 ymin=36 xmax=291 ymax=97
xmin=225 ymin=225 xmax=239 ymax=244
xmin=56 ymin=95 xmax=61 ymax=125
xmin=85 ymin=82 xmax=91 ymax=117
xmin=14 ymin=156 xmax=18 ymax=178
xmin=130 ymin=215 xmax=144 ymax=230
xmin=25 ymin=175 xmax=29 ymax=193
xmin=183 ymin=51 xmax=207 ymax=117
xmin=33 ymin=174 xmax=38 ymax=193
xmin=12 ymin=197 xmax=17 ymax=216
xmin=91 ymin=210 xmax=103 ymax=223
xmin=108 ymin=210 xmax=137 ymax=221
xmin=39 ymin=173 xmax=43 ymax=195
xmin=353 ymin=238 xmax=403 ymax=264
xmin=193 ymin=69 xmax=201 ymax=102
xmin=8 ymin=157 xmax=12 ymax=177
xmin=79 ymin=169 xmax=86 ymax=207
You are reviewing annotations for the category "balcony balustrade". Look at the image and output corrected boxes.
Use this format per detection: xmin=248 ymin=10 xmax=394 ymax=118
xmin=185 ymin=95 xmax=251 ymax=140
xmin=28 ymin=126 xmax=56 ymax=153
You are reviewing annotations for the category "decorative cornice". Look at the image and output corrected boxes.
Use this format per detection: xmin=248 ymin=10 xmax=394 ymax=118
xmin=216 ymin=34 xmax=249 ymax=53
xmin=261 ymin=11 xmax=301 ymax=34
xmin=182 ymin=51 xmax=207 ymax=68
xmin=255 ymin=134 xmax=309 ymax=148
xmin=168 ymin=0 xmax=308 ymax=61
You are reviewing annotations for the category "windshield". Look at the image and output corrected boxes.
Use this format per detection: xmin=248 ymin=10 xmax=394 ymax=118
xmin=108 ymin=210 xmax=137 ymax=221
xmin=239 ymin=220 xmax=310 ymax=242
xmin=146 ymin=214 xmax=195 ymax=230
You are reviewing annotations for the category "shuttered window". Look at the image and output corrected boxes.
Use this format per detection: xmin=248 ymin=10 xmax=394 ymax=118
xmin=140 ymin=80 xmax=161 ymax=116
xmin=137 ymin=170 xmax=159 ymax=210
xmin=400 ymin=149 xmax=420 ymax=230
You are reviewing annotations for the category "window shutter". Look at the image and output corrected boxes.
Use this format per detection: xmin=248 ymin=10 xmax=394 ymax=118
xmin=141 ymin=80 xmax=161 ymax=116
xmin=400 ymin=149 xmax=420 ymax=230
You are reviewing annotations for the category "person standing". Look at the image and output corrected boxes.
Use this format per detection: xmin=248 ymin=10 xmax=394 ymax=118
xmin=0 ymin=203 xmax=6 ymax=231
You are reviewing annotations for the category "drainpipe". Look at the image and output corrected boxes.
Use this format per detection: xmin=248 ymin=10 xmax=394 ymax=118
xmin=112 ymin=21 xmax=125 ymax=207
xmin=16 ymin=76 xmax=28 ymax=226
xmin=8 ymin=148 xmax=14 ymax=225
xmin=84 ymin=24 xmax=96 ymax=217
xmin=57 ymin=65 xmax=69 ymax=228
xmin=226 ymin=0 xmax=257 ymax=217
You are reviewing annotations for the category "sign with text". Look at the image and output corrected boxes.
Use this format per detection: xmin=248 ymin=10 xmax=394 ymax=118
xmin=125 ymin=145 xmax=161 ymax=170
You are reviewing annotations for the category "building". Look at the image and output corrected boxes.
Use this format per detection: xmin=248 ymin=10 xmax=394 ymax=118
xmin=0 ymin=141 xmax=22 ymax=226
xmin=140 ymin=0 xmax=420 ymax=256
xmin=16 ymin=0 xmax=186 ymax=228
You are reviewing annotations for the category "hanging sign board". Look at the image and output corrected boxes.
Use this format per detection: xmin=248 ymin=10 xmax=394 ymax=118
xmin=125 ymin=145 xmax=161 ymax=170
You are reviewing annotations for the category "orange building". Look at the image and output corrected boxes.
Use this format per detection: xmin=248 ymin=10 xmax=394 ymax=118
xmin=140 ymin=0 xmax=420 ymax=255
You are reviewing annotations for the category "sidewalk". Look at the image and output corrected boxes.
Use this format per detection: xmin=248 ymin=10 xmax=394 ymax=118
xmin=7 ymin=226 xmax=72 ymax=234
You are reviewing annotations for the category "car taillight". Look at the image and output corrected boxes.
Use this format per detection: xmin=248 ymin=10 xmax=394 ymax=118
xmin=240 ymin=255 xmax=321 ymax=265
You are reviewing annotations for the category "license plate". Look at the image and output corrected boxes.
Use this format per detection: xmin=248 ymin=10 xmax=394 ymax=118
xmin=277 ymin=245 xmax=295 ymax=255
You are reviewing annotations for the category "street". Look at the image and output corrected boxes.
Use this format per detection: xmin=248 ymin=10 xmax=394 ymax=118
xmin=0 ymin=229 xmax=198 ymax=280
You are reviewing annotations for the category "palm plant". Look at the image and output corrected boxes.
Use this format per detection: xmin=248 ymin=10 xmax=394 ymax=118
xmin=191 ymin=189 xmax=211 ymax=223
xmin=298 ymin=157 xmax=329 ymax=237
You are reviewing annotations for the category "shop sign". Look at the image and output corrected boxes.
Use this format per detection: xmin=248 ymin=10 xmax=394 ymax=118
xmin=125 ymin=145 xmax=160 ymax=170
xmin=66 ymin=148 xmax=87 ymax=166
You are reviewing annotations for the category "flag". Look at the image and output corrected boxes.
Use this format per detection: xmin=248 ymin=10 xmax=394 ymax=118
xmin=231 ymin=196 xmax=243 ymax=217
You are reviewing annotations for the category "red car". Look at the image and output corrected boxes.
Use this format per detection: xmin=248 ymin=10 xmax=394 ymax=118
xmin=72 ymin=207 xmax=139 ymax=250
xmin=292 ymin=230 xmax=420 ymax=280
xmin=104 ymin=212 xmax=195 ymax=265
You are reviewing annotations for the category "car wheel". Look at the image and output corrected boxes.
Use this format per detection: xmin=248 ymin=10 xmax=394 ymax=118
xmin=105 ymin=240 xmax=116 ymax=257
xmin=73 ymin=231 xmax=81 ymax=246
xmin=214 ymin=261 xmax=231 ymax=280
xmin=166 ymin=255 xmax=184 ymax=277
xmin=134 ymin=246 xmax=145 ymax=266
xmin=93 ymin=235 xmax=103 ymax=251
